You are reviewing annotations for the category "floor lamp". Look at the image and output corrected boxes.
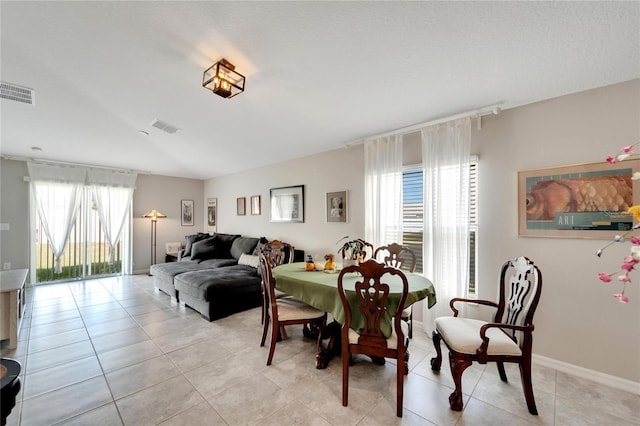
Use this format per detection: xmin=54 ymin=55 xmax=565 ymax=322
xmin=143 ymin=210 xmax=166 ymax=271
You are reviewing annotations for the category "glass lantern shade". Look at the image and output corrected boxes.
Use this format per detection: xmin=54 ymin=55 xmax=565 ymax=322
xmin=202 ymin=59 xmax=245 ymax=99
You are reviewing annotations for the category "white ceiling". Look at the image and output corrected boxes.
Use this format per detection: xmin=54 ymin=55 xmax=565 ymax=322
xmin=1 ymin=1 xmax=639 ymax=180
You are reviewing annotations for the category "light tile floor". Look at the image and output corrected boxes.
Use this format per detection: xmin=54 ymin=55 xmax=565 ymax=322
xmin=2 ymin=275 xmax=639 ymax=425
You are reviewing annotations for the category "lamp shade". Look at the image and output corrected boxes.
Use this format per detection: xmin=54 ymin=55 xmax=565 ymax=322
xmin=203 ymin=58 xmax=245 ymax=99
xmin=143 ymin=210 xmax=167 ymax=221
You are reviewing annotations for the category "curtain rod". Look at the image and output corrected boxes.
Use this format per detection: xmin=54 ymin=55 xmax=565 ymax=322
xmin=345 ymin=103 xmax=503 ymax=147
xmin=1 ymin=154 xmax=150 ymax=175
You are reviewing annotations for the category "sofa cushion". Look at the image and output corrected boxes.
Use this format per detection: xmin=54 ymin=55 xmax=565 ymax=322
xmin=175 ymin=265 xmax=260 ymax=302
xmin=198 ymin=258 xmax=238 ymax=268
xmin=252 ymin=237 xmax=269 ymax=256
xmin=238 ymin=253 xmax=260 ymax=268
xmin=211 ymin=233 xmax=241 ymax=258
xmin=183 ymin=232 xmax=210 ymax=257
xmin=190 ymin=237 xmax=220 ymax=261
xmin=150 ymin=261 xmax=216 ymax=280
xmin=230 ymin=237 xmax=260 ymax=260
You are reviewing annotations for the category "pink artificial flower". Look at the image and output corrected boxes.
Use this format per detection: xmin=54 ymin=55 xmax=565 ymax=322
xmin=613 ymin=293 xmax=629 ymax=303
xmin=618 ymin=275 xmax=632 ymax=283
xmin=622 ymin=146 xmax=634 ymax=153
xmin=598 ymin=272 xmax=612 ymax=283
xmin=621 ymin=261 xmax=636 ymax=272
xmin=606 ymin=156 xmax=617 ymax=164
xmin=631 ymin=236 xmax=640 ymax=245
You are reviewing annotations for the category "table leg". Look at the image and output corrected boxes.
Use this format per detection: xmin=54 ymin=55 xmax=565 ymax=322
xmin=315 ymin=321 xmax=341 ymax=369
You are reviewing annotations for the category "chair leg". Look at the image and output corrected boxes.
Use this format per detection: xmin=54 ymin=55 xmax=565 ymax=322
xmin=260 ymin=311 xmax=270 ymax=347
xmin=397 ymin=351 xmax=404 ymax=417
xmin=342 ymin=345 xmax=349 ymax=407
xmin=448 ymin=355 xmax=472 ymax=411
xmin=430 ymin=330 xmax=442 ymax=371
xmin=266 ymin=319 xmax=279 ymax=365
xmin=519 ymin=359 xmax=538 ymax=415
xmin=497 ymin=361 xmax=508 ymax=382
xmin=408 ymin=308 xmax=413 ymax=339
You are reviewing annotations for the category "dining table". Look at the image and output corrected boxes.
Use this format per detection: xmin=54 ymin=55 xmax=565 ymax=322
xmin=272 ymin=262 xmax=437 ymax=368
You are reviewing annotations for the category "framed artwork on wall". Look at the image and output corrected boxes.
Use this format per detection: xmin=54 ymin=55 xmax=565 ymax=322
xmin=270 ymin=185 xmax=304 ymax=223
xmin=237 ymin=197 xmax=246 ymax=216
xmin=181 ymin=199 xmax=194 ymax=226
xmin=251 ymin=195 xmax=261 ymax=215
xmin=518 ymin=160 xmax=640 ymax=238
xmin=207 ymin=198 xmax=217 ymax=232
xmin=326 ymin=190 xmax=347 ymax=223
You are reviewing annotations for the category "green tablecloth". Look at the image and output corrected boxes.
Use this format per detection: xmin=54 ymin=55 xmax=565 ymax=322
xmin=272 ymin=262 xmax=437 ymax=338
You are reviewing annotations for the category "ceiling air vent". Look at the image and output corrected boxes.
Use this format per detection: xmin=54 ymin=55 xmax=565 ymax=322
xmin=0 ymin=82 xmax=34 ymax=105
xmin=150 ymin=118 xmax=179 ymax=134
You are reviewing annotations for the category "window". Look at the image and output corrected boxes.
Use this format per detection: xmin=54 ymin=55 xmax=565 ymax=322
xmin=402 ymin=156 xmax=478 ymax=294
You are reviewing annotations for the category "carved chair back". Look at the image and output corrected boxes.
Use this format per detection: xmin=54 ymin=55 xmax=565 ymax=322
xmin=339 ymin=239 xmax=374 ymax=262
xmin=259 ymin=240 xmax=294 ymax=268
xmin=338 ymin=259 xmax=409 ymax=349
xmin=258 ymin=253 xmax=278 ymax=312
xmin=495 ymin=256 xmax=542 ymax=343
xmin=374 ymin=243 xmax=416 ymax=273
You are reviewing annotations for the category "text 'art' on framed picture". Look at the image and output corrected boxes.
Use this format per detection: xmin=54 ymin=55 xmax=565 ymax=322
xmin=518 ymin=160 xmax=640 ymax=239
xmin=270 ymin=185 xmax=304 ymax=223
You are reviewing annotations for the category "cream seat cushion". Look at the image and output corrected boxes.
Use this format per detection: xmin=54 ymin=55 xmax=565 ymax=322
xmin=435 ymin=317 xmax=521 ymax=356
xmin=273 ymin=296 xmax=325 ymax=322
xmin=348 ymin=320 xmax=409 ymax=350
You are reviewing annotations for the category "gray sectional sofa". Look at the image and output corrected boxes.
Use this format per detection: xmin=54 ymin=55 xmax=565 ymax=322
xmin=150 ymin=233 xmax=303 ymax=321
xmin=150 ymin=233 xmax=265 ymax=320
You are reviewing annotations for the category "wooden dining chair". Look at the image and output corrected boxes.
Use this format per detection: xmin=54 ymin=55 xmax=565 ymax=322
xmin=431 ymin=256 xmax=542 ymax=415
xmin=338 ymin=238 xmax=374 ymax=262
xmin=258 ymin=240 xmax=294 ymax=328
xmin=374 ymin=243 xmax=417 ymax=338
xmin=337 ymin=259 xmax=410 ymax=417
xmin=259 ymin=253 xmax=327 ymax=366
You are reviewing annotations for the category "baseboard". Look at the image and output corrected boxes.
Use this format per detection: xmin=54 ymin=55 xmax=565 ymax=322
xmin=532 ymin=354 xmax=640 ymax=395
xmin=414 ymin=319 xmax=640 ymax=395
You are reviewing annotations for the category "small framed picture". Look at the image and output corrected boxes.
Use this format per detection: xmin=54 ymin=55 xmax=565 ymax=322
xmin=326 ymin=191 xmax=347 ymax=223
xmin=207 ymin=198 xmax=217 ymax=232
xmin=237 ymin=197 xmax=246 ymax=216
xmin=181 ymin=199 xmax=194 ymax=226
xmin=251 ymin=195 xmax=261 ymax=215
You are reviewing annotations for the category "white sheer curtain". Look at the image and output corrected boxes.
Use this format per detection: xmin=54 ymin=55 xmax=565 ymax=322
xmin=27 ymin=162 xmax=87 ymax=273
xmin=421 ymin=117 xmax=471 ymax=334
xmin=364 ymin=135 xmax=403 ymax=249
xmin=88 ymin=169 xmax=137 ymax=272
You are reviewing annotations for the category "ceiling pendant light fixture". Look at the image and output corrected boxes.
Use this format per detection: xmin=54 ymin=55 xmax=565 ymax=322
xmin=202 ymin=58 xmax=245 ymax=99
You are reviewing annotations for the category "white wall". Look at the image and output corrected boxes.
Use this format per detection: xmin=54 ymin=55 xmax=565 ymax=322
xmin=204 ymin=146 xmax=365 ymax=260
xmin=0 ymin=159 xmax=30 ymax=272
xmin=205 ymin=79 xmax=640 ymax=385
xmin=473 ymin=79 xmax=640 ymax=383
xmin=132 ymin=174 xmax=204 ymax=273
